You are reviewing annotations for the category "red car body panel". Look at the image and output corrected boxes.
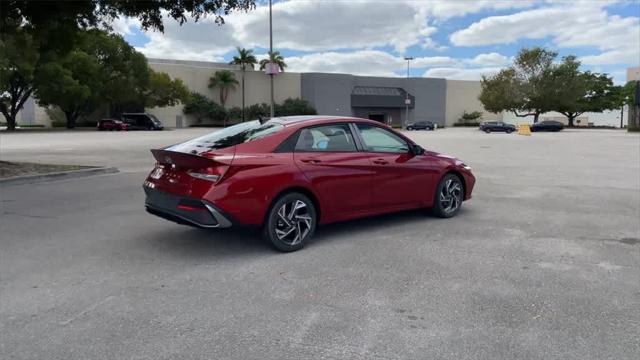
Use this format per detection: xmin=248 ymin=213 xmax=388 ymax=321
xmin=144 ymin=116 xmax=475 ymax=227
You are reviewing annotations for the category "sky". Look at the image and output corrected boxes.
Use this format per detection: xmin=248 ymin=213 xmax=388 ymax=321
xmin=112 ymin=0 xmax=640 ymax=84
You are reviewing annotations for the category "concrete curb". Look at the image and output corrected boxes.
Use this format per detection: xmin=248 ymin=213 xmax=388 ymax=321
xmin=0 ymin=166 xmax=119 ymax=186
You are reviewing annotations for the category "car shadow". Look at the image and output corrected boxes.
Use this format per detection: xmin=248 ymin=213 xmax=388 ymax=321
xmin=140 ymin=207 xmax=471 ymax=259
xmin=139 ymin=225 xmax=270 ymax=260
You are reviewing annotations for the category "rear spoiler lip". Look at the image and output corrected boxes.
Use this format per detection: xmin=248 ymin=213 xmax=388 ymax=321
xmin=150 ymin=149 xmax=234 ymax=168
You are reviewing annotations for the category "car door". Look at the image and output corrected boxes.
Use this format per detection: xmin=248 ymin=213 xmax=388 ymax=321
xmin=293 ymin=123 xmax=374 ymax=217
xmin=354 ymin=123 xmax=437 ymax=209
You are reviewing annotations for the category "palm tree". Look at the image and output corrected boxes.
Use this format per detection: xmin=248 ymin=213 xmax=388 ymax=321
xmin=259 ymin=51 xmax=287 ymax=72
xmin=229 ymin=47 xmax=257 ymax=122
xmin=260 ymin=51 xmax=287 ymax=117
xmin=208 ymin=70 xmax=239 ymax=108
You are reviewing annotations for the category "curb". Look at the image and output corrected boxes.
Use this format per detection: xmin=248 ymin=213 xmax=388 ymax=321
xmin=0 ymin=166 xmax=119 ymax=186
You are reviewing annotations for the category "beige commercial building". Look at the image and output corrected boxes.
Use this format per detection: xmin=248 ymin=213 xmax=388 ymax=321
xmin=14 ymin=60 xmax=633 ymax=129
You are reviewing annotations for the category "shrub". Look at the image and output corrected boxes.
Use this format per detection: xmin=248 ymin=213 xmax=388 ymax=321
xmin=459 ymin=111 xmax=483 ymax=123
xmin=275 ymin=98 xmax=317 ymax=116
xmin=228 ymin=106 xmax=243 ymax=121
xmin=52 ymin=121 xmax=67 ymax=128
xmin=245 ymin=103 xmax=270 ymax=120
xmin=183 ymin=92 xmax=228 ymax=125
xmin=453 ymin=122 xmax=481 ymax=127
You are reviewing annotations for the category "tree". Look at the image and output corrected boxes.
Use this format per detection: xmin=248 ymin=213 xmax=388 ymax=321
xmin=35 ymin=30 xmax=149 ymax=128
xmin=259 ymin=51 xmax=287 ymax=72
xmin=618 ymin=81 xmax=639 ymax=129
xmin=480 ymin=47 xmax=558 ymax=123
xmin=229 ymin=47 xmax=257 ymax=122
xmin=209 ymin=70 xmax=238 ymax=108
xmin=144 ymin=70 xmax=190 ymax=108
xmin=551 ymin=57 xmax=618 ymax=127
xmin=0 ymin=27 xmax=39 ymax=130
xmin=0 ymin=1 xmax=255 ymax=130
xmin=1 ymin=1 xmax=256 ymax=33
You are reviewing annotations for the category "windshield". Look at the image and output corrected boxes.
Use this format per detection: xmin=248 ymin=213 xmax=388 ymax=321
xmin=167 ymin=120 xmax=284 ymax=152
xmin=148 ymin=114 xmax=162 ymax=124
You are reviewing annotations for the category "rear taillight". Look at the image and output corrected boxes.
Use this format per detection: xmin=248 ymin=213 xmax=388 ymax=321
xmin=187 ymin=166 xmax=228 ymax=183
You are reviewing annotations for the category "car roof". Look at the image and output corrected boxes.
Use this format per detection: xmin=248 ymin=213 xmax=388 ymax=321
xmin=267 ymin=115 xmax=382 ymax=127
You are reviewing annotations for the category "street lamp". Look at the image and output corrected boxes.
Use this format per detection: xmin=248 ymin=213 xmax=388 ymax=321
xmin=269 ymin=0 xmax=274 ymax=118
xmin=403 ymin=57 xmax=414 ymax=129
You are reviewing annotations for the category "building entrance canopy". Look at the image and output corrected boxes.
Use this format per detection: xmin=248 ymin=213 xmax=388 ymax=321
xmin=351 ymin=86 xmax=415 ymax=108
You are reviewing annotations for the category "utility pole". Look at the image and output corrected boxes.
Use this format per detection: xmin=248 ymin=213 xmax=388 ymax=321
xmin=269 ymin=0 xmax=274 ymax=118
xmin=403 ymin=57 xmax=413 ymax=129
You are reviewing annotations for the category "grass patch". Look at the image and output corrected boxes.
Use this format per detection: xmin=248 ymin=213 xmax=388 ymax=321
xmin=0 ymin=161 xmax=92 ymax=179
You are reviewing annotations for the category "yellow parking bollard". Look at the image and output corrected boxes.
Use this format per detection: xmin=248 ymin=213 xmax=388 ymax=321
xmin=518 ymin=124 xmax=531 ymax=136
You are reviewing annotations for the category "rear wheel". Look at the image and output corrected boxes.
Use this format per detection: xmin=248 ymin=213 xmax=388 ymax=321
xmin=484 ymin=129 xmax=491 ymax=133
xmin=432 ymin=174 xmax=463 ymax=218
xmin=263 ymin=192 xmax=317 ymax=252
xmin=407 ymin=126 xmax=413 ymax=131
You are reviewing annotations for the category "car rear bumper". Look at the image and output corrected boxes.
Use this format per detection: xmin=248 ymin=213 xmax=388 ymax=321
xmin=144 ymin=186 xmax=233 ymax=228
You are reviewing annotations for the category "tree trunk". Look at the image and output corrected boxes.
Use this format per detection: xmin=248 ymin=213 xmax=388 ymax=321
xmin=241 ymin=71 xmax=245 ymax=122
xmin=2 ymin=112 xmax=17 ymax=130
xmin=64 ymin=111 xmax=78 ymax=129
xmin=620 ymin=107 xmax=624 ymax=128
xmin=220 ymin=88 xmax=226 ymax=108
xmin=568 ymin=115 xmax=575 ymax=127
xmin=533 ymin=112 xmax=540 ymax=123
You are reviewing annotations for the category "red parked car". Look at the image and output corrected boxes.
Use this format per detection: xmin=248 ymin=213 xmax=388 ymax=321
xmin=144 ymin=116 xmax=475 ymax=252
xmin=98 ymin=119 xmax=129 ymax=131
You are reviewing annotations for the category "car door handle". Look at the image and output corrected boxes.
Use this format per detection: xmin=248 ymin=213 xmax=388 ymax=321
xmin=300 ymin=158 xmax=321 ymax=164
xmin=373 ymin=159 xmax=388 ymax=165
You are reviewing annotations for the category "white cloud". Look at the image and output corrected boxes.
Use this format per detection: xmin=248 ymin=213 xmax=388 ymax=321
xmin=282 ymin=50 xmax=509 ymax=79
xmin=464 ymin=52 xmax=511 ymax=67
xmin=424 ymin=67 xmax=502 ymax=80
xmin=128 ymin=0 xmax=545 ymax=59
xmin=450 ymin=1 xmax=640 ymax=66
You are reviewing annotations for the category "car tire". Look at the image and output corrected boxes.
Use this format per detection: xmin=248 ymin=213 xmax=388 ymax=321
xmin=407 ymin=126 xmax=413 ymax=131
xmin=263 ymin=192 xmax=317 ymax=252
xmin=484 ymin=129 xmax=491 ymax=133
xmin=432 ymin=173 xmax=464 ymax=218
xmin=507 ymin=129 xmax=513 ymax=134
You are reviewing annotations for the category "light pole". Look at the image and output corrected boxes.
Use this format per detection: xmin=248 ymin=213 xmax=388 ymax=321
xmin=269 ymin=0 xmax=274 ymax=118
xmin=403 ymin=57 xmax=413 ymax=129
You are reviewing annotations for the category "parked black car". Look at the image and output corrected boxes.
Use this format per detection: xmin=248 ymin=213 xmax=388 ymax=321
xmin=121 ymin=113 xmax=164 ymax=130
xmin=479 ymin=121 xmax=516 ymax=133
xmin=406 ymin=121 xmax=435 ymax=130
xmin=531 ymin=120 xmax=564 ymax=132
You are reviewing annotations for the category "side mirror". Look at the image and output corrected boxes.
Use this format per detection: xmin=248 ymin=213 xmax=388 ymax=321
xmin=409 ymin=144 xmax=425 ymax=155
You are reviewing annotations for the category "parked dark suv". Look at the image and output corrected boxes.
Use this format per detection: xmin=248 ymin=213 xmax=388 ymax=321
xmin=122 ymin=113 xmax=164 ymax=130
xmin=531 ymin=120 xmax=564 ymax=132
xmin=406 ymin=121 xmax=435 ymax=130
xmin=480 ymin=121 xmax=516 ymax=133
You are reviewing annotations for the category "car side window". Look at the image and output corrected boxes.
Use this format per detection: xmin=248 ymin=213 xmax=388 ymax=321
xmin=356 ymin=124 xmax=409 ymax=153
xmin=295 ymin=124 xmax=357 ymax=152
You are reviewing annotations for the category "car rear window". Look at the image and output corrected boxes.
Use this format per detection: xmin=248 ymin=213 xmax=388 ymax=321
xmin=167 ymin=120 xmax=284 ymax=152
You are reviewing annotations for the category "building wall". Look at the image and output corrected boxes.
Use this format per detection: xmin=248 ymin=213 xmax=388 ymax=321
xmin=627 ymin=67 xmax=640 ymax=82
xmin=301 ymin=73 xmax=446 ymax=126
xmin=148 ymin=59 xmax=301 ymax=127
xmin=445 ymin=80 xmax=503 ymax=126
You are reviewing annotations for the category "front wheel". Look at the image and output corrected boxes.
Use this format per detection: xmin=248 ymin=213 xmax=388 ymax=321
xmin=432 ymin=174 xmax=464 ymax=218
xmin=263 ymin=192 xmax=317 ymax=252
xmin=407 ymin=126 xmax=413 ymax=131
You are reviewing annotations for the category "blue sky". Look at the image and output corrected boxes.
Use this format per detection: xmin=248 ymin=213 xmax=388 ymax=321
xmin=115 ymin=0 xmax=640 ymax=83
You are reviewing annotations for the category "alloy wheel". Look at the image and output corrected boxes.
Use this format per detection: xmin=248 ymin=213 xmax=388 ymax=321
xmin=274 ymin=200 xmax=313 ymax=246
xmin=439 ymin=178 xmax=462 ymax=214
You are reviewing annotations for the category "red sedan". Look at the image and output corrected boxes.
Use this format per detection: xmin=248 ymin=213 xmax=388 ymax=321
xmin=144 ymin=116 xmax=475 ymax=252
xmin=98 ymin=119 xmax=129 ymax=131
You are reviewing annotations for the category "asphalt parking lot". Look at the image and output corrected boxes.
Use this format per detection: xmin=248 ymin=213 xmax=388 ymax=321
xmin=1 ymin=127 xmax=639 ymax=359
